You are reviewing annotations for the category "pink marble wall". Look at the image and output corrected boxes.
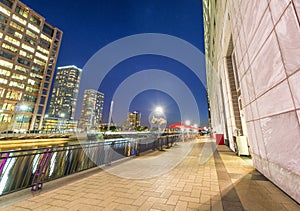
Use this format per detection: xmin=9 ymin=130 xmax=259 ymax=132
xmin=230 ymin=0 xmax=300 ymax=203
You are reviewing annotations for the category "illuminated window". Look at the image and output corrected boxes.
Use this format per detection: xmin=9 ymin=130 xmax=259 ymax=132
xmin=33 ymin=58 xmax=45 ymax=66
xmin=28 ymin=23 xmax=40 ymax=33
xmin=32 ymin=65 xmax=44 ymax=73
xmin=0 ymin=77 xmax=8 ymax=84
xmin=12 ymin=14 xmax=27 ymax=25
xmin=15 ymin=5 xmax=28 ymax=18
xmin=4 ymin=35 xmax=20 ymax=46
xmin=7 ymin=27 xmax=23 ymax=39
xmin=0 ymin=68 xmax=10 ymax=76
xmin=28 ymin=79 xmax=41 ymax=86
xmin=0 ymin=32 xmax=3 ymax=39
xmin=24 ymin=36 xmax=36 ymax=46
xmin=26 ymin=30 xmax=38 ymax=39
xmin=30 ymin=15 xmax=41 ymax=26
xmin=2 ymin=43 xmax=18 ymax=53
xmin=35 ymin=52 xmax=48 ymax=61
xmin=30 ymin=72 xmax=43 ymax=80
xmin=37 ymin=46 xmax=49 ymax=55
xmin=0 ymin=59 xmax=13 ymax=68
xmin=0 ymin=87 xmax=5 ymax=97
xmin=2 ymin=102 xmax=14 ymax=111
xmin=23 ymin=94 xmax=37 ymax=103
xmin=6 ymin=90 xmax=22 ymax=100
xmin=0 ymin=5 xmax=10 ymax=16
xmin=21 ymin=43 xmax=34 ymax=53
xmin=12 ymin=73 xmax=27 ymax=81
xmin=9 ymin=80 xmax=25 ymax=89
xmin=9 ymin=21 xmax=24 ymax=32
xmin=40 ymin=34 xmax=52 ymax=43
xmin=26 ymin=86 xmax=39 ymax=93
xmin=19 ymin=50 xmax=33 ymax=59
xmin=15 ymin=65 xmax=29 ymax=73
xmin=0 ymin=113 xmax=12 ymax=123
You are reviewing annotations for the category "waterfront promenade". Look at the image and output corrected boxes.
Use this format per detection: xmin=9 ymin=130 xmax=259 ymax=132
xmin=1 ymin=138 xmax=298 ymax=210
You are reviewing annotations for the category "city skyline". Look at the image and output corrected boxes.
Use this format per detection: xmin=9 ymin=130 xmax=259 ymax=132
xmin=20 ymin=0 xmax=208 ymax=128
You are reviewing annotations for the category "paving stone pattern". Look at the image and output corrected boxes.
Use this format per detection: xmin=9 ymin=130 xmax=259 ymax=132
xmin=2 ymin=138 xmax=299 ymax=210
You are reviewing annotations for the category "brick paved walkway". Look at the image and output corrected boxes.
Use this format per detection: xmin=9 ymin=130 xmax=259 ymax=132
xmin=1 ymin=138 xmax=299 ymax=210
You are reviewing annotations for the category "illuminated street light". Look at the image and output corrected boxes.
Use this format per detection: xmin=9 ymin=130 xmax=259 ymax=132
xmin=185 ymin=120 xmax=191 ymax=126
xmin=155 ymin=106 xmax=164 ymax=114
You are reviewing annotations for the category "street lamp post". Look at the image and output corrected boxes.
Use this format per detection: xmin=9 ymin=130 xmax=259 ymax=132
xmin=185 ymin=120 xmax=191 ymax=141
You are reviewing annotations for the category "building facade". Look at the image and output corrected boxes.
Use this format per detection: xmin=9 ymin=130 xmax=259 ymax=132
xmin=203 ymin=0 xmax=300 ymax=202
xmin=78 ymin=89 xmax=104 ymax=131
xmin=0 ymin=0 xmax=62 ymax=131
xmin=47 ymin=65 xmax=81 ymax=120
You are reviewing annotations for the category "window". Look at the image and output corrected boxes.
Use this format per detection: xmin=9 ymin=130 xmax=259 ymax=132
xmin=30 ymin=72 xmax=43 ymax=80
xmin=0 ymin=77 xmax=7 ymax=84
xmin=0 ymin=87 xmax=5 ymax=97
xmin=40 ymin=34 xmax=52 ymax=43
xmin=28 ymin=23 xmax=40 ymax=33
xmin=5 ymin=35 xmax=20 ymax=46
xmin=0 ymin=50 xmax=14 ymax=60
xmin=30 ymin=15 xmax=41 ymax=26
xmin=26 ymin=86 xmax=39 ymax=93
xmin=10 ymin=21 xmax=24 ymax=32
xmin=0 ymin=5 xmax=10 ymax=16
xmin=42 ymin=24 xmax=53 ymax=37
xmin=37 ymin=46 xmax=49 ymax=55
xmin=26 ymin=30 xmax=38 ymax=39
xmin=0 ymin=68 xmax=9 ymax=76
xmin=15 ymin=5 xmax=28 ymax=18
xmin=7 ymin=27 xmax=23 ymax=39
xmin=17 ymin=57 xmax=31 ymax=66
xmin=11 ymin=73 xmax=26 ymax=81
xmin=0 ymin=59 xmax=13 ymax=68
xmin=35 ymin=52 xmax=48 ymax=61
xmin=9 ymin=80 xmax=25 ymax=89
xmin=23 ymin=94 xmax=37 ymax=103
xmin=33 ymin=58 xmax=45 ymax=66
xmin=19 ymin=50 xmax=33 ymax=59
xmin=2 ymin=43 xmax=17 ymax=53
xmin=0 ymin=14 xmax=7 ymax=23
xmin=15 ymin=65 xmax=29 ymax=74
xmin=24 ymin=36 xmax=36 ymax=46
xmin=0 ymin=0 xmax=12 ymax=8
xmin=40 ymin=39 xmax=51 ymax=49
xmin=12 ymin=14 xmax=27 ymax=25
xmin=32 ymin=65 xmax=44 ymax=73
xmin=0 ymin=23 xmax=5 ymax=31
xmin=21 ymin=43 xmax=34 ymax=53
xmin=6 ymin=90 xmax=22 ymax=100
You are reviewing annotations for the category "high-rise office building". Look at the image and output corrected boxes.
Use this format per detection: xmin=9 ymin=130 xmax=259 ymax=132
xmin=0 ymin=0 xmax=62 ymax=131
xmin=122 ymin=111 xmax=141 ymax=130
xmin=47 ymin=65 xmax=82 ymax=120
xmin=78 ymin=89 xmax=104 ymax=131
xmin=203 ymin=0 xmax=300 ymax=202
xmin=128 ymin=111 xmax=141 ymax=128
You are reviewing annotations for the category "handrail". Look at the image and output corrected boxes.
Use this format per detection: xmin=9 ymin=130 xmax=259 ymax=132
xmin=0 ymin=134 xmax=181 ymax=196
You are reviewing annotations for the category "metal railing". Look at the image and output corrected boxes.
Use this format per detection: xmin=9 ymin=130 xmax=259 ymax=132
xmin=0 ymin=134 xmax=180 ymax=196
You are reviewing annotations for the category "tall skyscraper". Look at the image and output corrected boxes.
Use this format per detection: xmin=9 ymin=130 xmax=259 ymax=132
xmin=0 ymin=0 xmax=62 ymax=131
xmin=123 ymin=111 xmax=141 ymax=130
xmin=78 ymin=89 xmax=104 ymax=131
xmin=203 ymin=0 xmax=300 ymax=202
xmin=47 ymin=65 xmax=82 ymax=120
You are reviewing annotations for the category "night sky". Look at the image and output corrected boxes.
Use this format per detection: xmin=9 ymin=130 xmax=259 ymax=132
xmin=21 ymin=0 xmax=208 ymax=127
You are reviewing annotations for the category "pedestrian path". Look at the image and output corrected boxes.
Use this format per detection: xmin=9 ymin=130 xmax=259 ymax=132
xmin=1 ymin=138 xmax=299 ymax=210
